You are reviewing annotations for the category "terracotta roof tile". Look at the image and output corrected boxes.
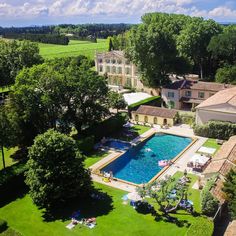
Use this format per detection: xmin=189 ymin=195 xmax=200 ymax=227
xmin=196 ymin=87 xmax=236 ymax=109
xmin=163 ymin=79 xmax=234 ymax=92
xmin=132 ymin=105 xmax=177 ymax=119
xmin=211 ymin=178 xmax=225 ymax=204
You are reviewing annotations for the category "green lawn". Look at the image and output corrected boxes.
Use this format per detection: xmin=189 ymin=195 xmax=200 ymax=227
xmin=0 ymin=147 xmax=18 ymax=170
xmin=110 ymin=125 xmax=151 ymax=141
xmin=200 ymin=138 xmax=221 ymax=155
xmin=39 ymin=39 xmax=108 ymax=59
xmin=84 ymin=151 xmax=108 ymax=169
xmin=0 ymin=178 xmax=210 ymax=236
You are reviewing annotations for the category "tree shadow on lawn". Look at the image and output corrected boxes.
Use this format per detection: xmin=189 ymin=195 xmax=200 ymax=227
xmin=0 ymin=184 xmax=29 ymax=208
xmin=42 ymin=188 xmax=114 ymax=222
xmin=154 ymin=213 xmax=191 ymax=228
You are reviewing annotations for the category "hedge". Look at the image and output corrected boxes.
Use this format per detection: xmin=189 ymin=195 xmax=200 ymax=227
xmin=0 ymin=219 xmax=7 ymax=233
xmin=201 ymin=177 xmax=219 ymax=217
xmin=82 ymin=113 xmax=128 ymax=142
xmin=128 ymin=96 xmax=162 ymax=111
xmin=194 ymin=121 xmax=236 ymax=140
xmin=186 ymin=217 xmax=214 ymax=236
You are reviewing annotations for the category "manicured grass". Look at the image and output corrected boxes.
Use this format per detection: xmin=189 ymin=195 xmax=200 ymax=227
xmin=132 ymin=125 xmax=151 ymax=135
xmin=84 ymin=151 xmax=108 ymax=168
xmin=39 ymin=39 xmax=108 ymax=59
xmin=0 ymin=180 xmax=211 ymax=236
xmin=0 ymin=147 xmax=18 ymax=170
xmin=201 ymin=138 xmax=221 ymax=155
xmin=110 ymin=125 xmax=150 ymax=141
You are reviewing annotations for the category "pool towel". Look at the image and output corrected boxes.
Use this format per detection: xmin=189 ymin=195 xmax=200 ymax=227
xmin=66 ymin=222 xmax=76 ymax=230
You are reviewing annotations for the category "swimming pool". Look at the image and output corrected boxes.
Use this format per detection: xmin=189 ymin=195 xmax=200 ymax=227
xmin=103 ymin=140 xmax=131 ymax=150
xmin=101 ymin=133 xmax=192 ymax=184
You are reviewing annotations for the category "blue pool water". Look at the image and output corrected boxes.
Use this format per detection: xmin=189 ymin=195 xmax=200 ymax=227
xmin=103 ymin=140 xmax=131 ymax=150
xmin=101 ymin=133 xmax=192 ymax=184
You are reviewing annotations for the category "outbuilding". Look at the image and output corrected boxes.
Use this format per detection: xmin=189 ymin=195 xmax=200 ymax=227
xmin=131 ymin=105 xmax=177 ymax=126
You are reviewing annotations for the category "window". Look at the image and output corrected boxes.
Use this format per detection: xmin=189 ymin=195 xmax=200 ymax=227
xmin=125 ymin=78 xmax=132 ymax=87
xmin=99 ymin=65 xmax=103 ymax=72
xmin=144 ymin=116 xmax=148 ymax=123
xmin=117 ymin=67 xmax=122 ymax=74
xmin=112 ymin=59 xmax=116 ymax=64
xmin=125 ymin=67 xmax=130 ymax=75
xmin=135 ymin=115 xmax=139 ymax=122
xmin=168 ymin=92 xmax=175 ymax=98
xmin=106 ymin=66 xmax=110 ymax=73
xmin=98 ymin=58 xmax=103 ymax=63
xmin=125 ymin=60 xmax=130 ymax=65
xmin=112 ymin=66 xmax=116 ymax=74
xmin=154 ymin=117 xmax=157 ymax=124
xmin=105 ymin=59 xmax=110 ymax=63
xmin=185 ymin=90 xmax=191 ymax=97
xmin=117 ymin=59 xmax=122 ymax=64
xmin=198 ymin=92 xmax=205 ymax=99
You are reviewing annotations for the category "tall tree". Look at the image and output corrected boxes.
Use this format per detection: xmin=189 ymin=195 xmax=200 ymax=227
xmin=0 ymin=40 xmax=43 ymax=86
xmin=126 ymin=13 xmax=192 ymax=87
xmin=177 ymin=18 xmax=222 ymax=79
xmin=25 ymin=129 xmax=91 ymax=209
xmin=215 ymin=65 xmax=236 ymax=85
xmin=0 ymin=107 xmax=18 ymax=168
xmin=223 ymin=169 xmax=236 ymax=219
xmin=208 ymin=27 xmax=236 ymax=66
xmin=7 ymin=58 xmax=110 ymax=146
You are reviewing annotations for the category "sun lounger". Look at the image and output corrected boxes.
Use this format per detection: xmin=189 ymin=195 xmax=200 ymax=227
xmin=87 ymin=223 xmax=96 ymax=229
xmin=66 ymin=222 xmax=76 ymax=230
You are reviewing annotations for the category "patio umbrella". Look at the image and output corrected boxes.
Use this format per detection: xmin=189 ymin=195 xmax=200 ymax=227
xmin=127 ymin=192 xmax=142 ymax=201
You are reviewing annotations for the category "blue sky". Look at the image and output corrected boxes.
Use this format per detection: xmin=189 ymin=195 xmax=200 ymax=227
xmin=0 ymin=0 xmax=236 ymax=27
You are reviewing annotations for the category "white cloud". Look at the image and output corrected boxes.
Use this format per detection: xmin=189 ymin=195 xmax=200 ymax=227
xmin=209 ymin=6 xmax=236 ymax=18
xmin=0 ymin=0 xmax=235 ymax=23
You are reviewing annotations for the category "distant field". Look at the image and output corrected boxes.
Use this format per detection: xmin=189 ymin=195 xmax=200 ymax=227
xmin=39 ymin=39 xmax=108 ymax=59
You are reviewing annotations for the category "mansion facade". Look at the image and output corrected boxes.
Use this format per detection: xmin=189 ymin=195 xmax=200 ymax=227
xmin=95 ymin=50 xmax=144 ymax=90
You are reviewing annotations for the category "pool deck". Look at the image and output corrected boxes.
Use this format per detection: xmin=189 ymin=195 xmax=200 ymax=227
xmin=90 ymin=125 xmax=207 ymax=192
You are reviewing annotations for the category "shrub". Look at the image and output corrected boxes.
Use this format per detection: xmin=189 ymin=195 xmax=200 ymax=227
xmin=77 ymin=135 xmax=95 ymax=154
xmin=128 ymin=96 xmax=162 ymax=111
xmin=179 ymin=112 xmax=195 ymax=125
xmin=0 ymin=219 xmax=7 ymax=233
xmin=194 ymin=121 xmax=236 ymax=140
xmin=201 ymin=177 xmax=219 ymax=217
xmin=83 ymin=113 xmax=128 ymax=142
xmin=186 ymin=217 xmax=214 ymax=236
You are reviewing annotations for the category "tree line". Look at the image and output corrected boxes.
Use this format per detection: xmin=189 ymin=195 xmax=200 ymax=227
xmin=0 ymin=24 xmax=131 ymax=39
xmin=3 ymin=33 xmax=69 ymax=45
xmin=110 ymin=13 xmax=236 ymax=86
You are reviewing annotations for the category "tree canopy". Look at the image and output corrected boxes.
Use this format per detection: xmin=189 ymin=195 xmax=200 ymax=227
xmin=223 ymin=169 xmax=236 ymax=219
xmin=0 ymin=40 xmax=43 ymax=86
xmin=124 ymin=13 xmax=223 ymax=86
xmin=6 ymin=56 xmax=110 ymax=146
xmin=215 ymin=65 xmax=236 ymax=84
xmin=25 ymin=129 xmax=91 ymax=209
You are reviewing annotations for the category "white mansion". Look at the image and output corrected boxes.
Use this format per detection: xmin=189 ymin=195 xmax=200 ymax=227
xmin=95 ymin=50 xmax=144 ymax=90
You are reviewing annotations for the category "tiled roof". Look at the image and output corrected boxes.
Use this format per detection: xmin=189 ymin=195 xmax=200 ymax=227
xmin=132 ymin=105 xmax=177 ymax=119
xmin=96 ymin=50 xmax=125 ymax=58
xmin=163 ymin=79 xmax=234 ymax=92
xmin=204 ymin=136 xmax=236 ymax=177
xmin=214 ymin=136 xmax=236 ymax=161
xmin=210 ymin=178 xmax=225 ymax=204
xmin=197 ymin=87 xmax=236 ymax=109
